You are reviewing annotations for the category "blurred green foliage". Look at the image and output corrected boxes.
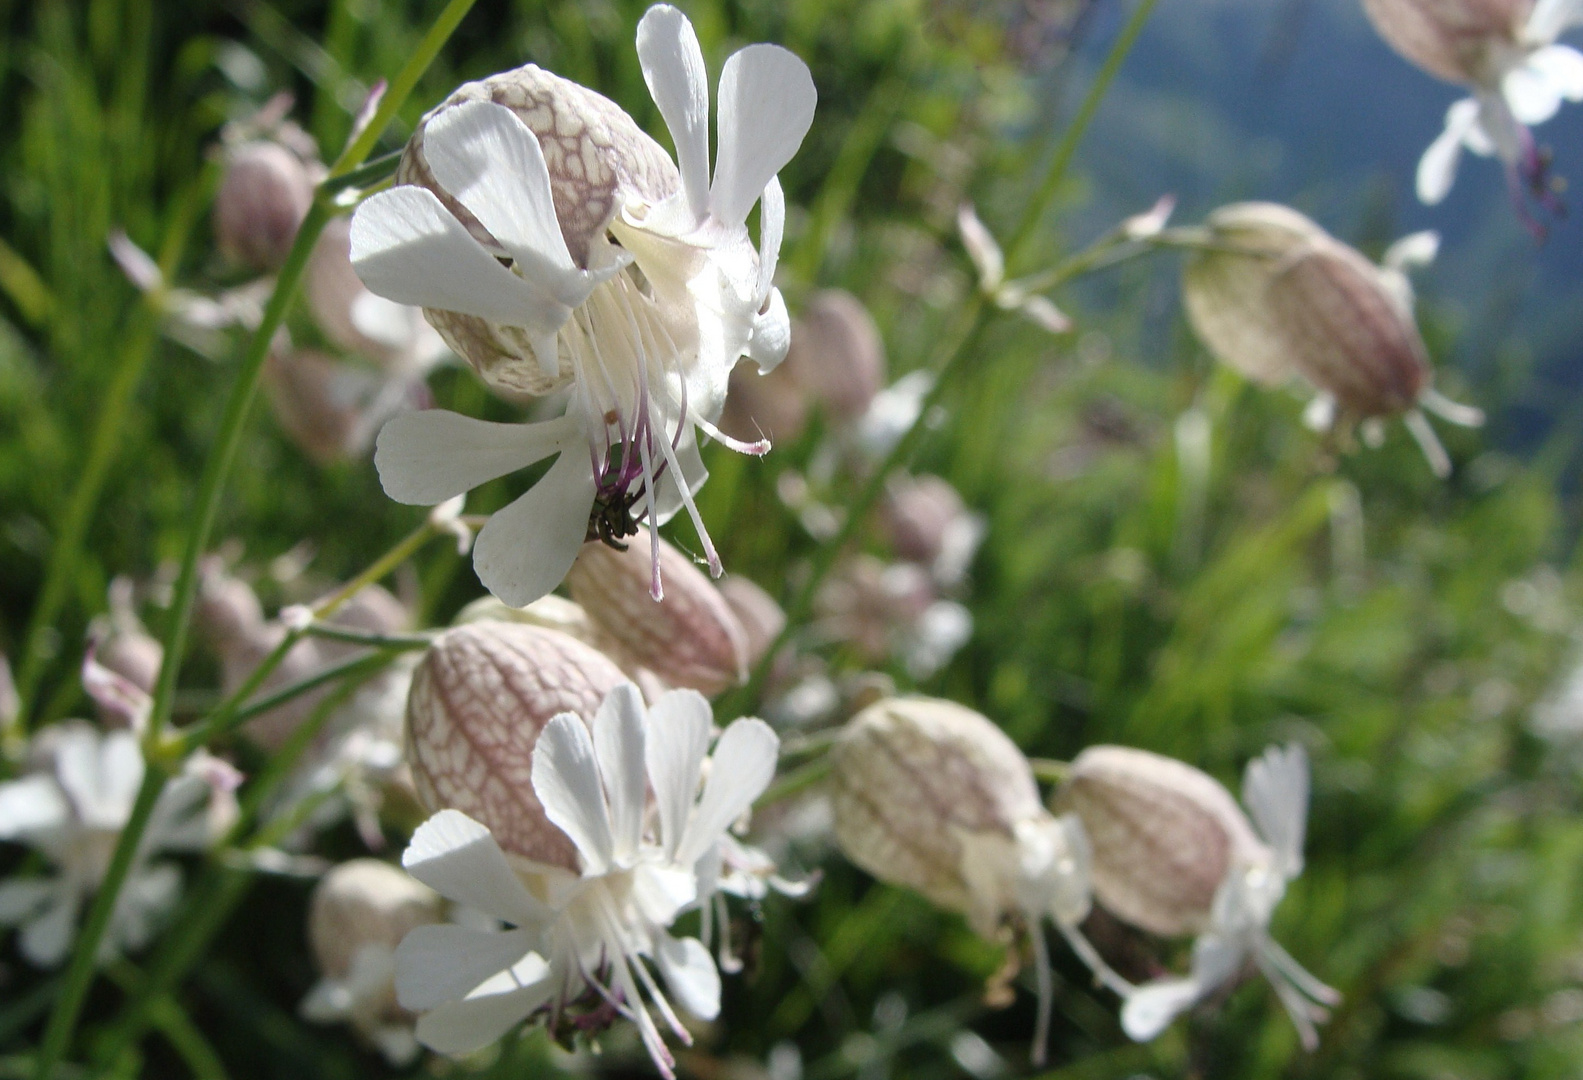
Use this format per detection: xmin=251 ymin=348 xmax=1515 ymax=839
xmin=2 ymin=1 xmax=1582 ymax=1079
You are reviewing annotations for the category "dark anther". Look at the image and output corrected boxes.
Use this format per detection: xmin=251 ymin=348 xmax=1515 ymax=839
xmin=586 ymin=484 xmax=646 ymax=550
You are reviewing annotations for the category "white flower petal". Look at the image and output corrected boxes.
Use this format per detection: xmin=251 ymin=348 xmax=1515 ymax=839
xmin=644 ymin=689 xmax=714 ymax=861
xmin=20 ymin=889 xmax=80 ymax=968
xmin=374 ymin=409 xmax=578 ymax=506
xmin=394 ymin=924 xmax=540 ymax=1011
xmin=299 ymin=977 xmax=353 ymax=1022
xmin=532 ymin=714 xmax=615 ymax=873
xmin=638 ymin=5 xmax=712 ymax=221
xmin=746 ymin=289 xmax=791 ymax=373
xmin=1242 ymin=743 xmax=1309 ymax=880
xmin=414 ymin=978 xmax=554 ymax=1056
xmin=1527 ymin=0 xmax=1583 ymax=43
xmin=1506 ymin=45 xmax=1583 ymax=125
xmin=350 ymin=185 xmax=566 ymax=331
xmin=0 ymin=775 xmax=70 ymax=839
xmin=351 ymin=291 xmax=419 ymax=350
xmin=1381 ymin=230 xmax=1439 ymax=275
xmin=56 ymin=729 xmax=142 ymax=830
xmin=471 ymin=445 xmax=597 ymax=607
xmin=1416 ymin=99 xmax=1480 ymax=204
xmin=676 ymin=718 xmax=779 ymax=867
xmin=424 ymin=101 xmax=606 ymax=304
xmin=594 ymin=684 xmax=648 ymax=862
xmin=113 ymin=862 xmax=182 ymax=952
xmin=401 ymin=810 xmax=544 ymax=926
xmin=957 ymin=203 xmax=1004 ymax=291
xmin=755 ymin=176 xmax=785 ymax=308
xmin=0 ymin=878 xmax=59 ymax=924
xmin=656 ymin=933 xmax=721 ymax=1020
xmin=710 ymin=45 xmax=817 ymax=228
xmin=1121 ymin=977 xmax=1201 ymax=1041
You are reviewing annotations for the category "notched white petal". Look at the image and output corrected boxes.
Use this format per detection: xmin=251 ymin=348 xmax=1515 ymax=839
xmin=374 ymin=411 xmax=578 ymax=506
xmin=638 ymin=5 xmax=712 ymax=221
xmin=532 ymin=713 xmax=617 ymax=873
xmin=471 ymin=446 xmax=597 ymax=608
xmin=402 ymin=810 xmax=544 ymax=926
xmin=711 ymin=45 xmax=817 ymax=228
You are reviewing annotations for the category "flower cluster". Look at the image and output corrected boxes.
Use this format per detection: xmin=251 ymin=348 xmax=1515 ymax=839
xmin=354 ymin=5 xmax=815 ymax=607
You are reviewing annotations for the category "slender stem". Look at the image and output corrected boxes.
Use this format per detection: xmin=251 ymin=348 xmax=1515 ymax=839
xmin=176 ymin=648 xmax=409 ymax=755
xmin=1005 ymin=0 xmax=1161 ymax=273
xmin=313 ymin=518 xmax=438 ymax=618
xmin=328 ymin=0 xmax=479 ymax=177
xmin=320 ymin=149 xmax=402 ymax=195
xmin=1028 ymin=758 xmax=1071 ymax=784
xmin=92 ymin=671 xmax=375 ymax=1068
xmin=302 ymin=623 xmax=435 ymax=649
xmin=30 ymin=1 xmax=477 ymax=1060
xmin=757 ymin=756 xmax=832 ymax=809
xmin=33 ymin=764 xmax=168 ymax=1078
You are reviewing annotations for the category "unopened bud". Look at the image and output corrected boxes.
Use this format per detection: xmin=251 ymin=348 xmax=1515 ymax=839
xmin=309 ymin=858 xmax=442 ymax=983
xmin=1053 ymin=745 xmax=1267 ymax=938
xmin=405 ymin=621 xmax=626 ymax=869
xmin=1184 ymin=202 xmax=1429 ymax=418
xmin=395 ymin=66 xmax=677 ymax=395
xmin=786 ymin=290 xmax=886 ymax=421
xmin=829 ymin=697 xmax=1048 ymax=934
xmin=307 ymin=217 xmax=385 ymax=357
xmin=265 ymin=348 xmax=363 ymax=463
xmin=215 ymin=141 xmax=316 ymax=272
xmin=816 ymin=556 xmax=935 ymax=663
xmin=567 ymin=536 xmax=749 ymax=696
xmin=454 ymin=593 xmax=599 ymax=646
xmin=880 ymin=474 xmax=970 ymax=568
xmin=719 ymin=358 xmax=808 ymax=445
xmin=717 ymin=576 xmax=786 ymax=669
xmin=1360 ymin=0 xmax=1526 ymax=85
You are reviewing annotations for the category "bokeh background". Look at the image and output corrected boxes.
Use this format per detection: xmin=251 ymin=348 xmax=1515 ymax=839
xmin=2 ymin=0 xmax=1582 ymax=1078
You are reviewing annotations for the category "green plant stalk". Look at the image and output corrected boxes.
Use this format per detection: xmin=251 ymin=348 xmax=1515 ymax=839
xmin=1005 ymin=0 xmax=1161 ymax=274
xmin=13 ymin=161 xmax=218 ymax=731
xmin=32 ymin=764 xmax=168 ymax=1079
xmin=328 ymin=0 xmax=479 ymax=179
xmin=92 ymin=673 xmax=373 ymax=1068
xmin=756 ymin=755 xmax=831 ymax=808
xmin=30 ymin=0 xmax=479 ymax=1061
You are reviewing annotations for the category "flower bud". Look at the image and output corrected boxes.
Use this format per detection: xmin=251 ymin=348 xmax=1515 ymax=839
xmin=786 ymin=290 xmax=886 ymax=421
xmin=265 ymin=348 xmax=363 ymax=463
xmin=567 ymin=536 xmax=749 ymax=696
xmin=717 ymin=576 xmax=786 ymax=669
xmin=215 ymin=141 xmax=316 ymax=272
xmin=309 ymin=858 xmax=443 ymax=984
xmin=1184 ymin=203 xmax=1429 ymax=418
xmin=1053 ymin=745 xmax=1268 ymax=938
xmin=454 ymin=593 xmax=599 ymax=646
xmin=396 ymin=65 xmax=678 ymax=396
xmin=306 ymin=217 xmax=388 ymax=359
xmin=815 ymin=556 xmax=935 ymax=663
xmin=719 ymin=357 xmax=808 ymax=445
xmin=881 ymin=474 xmax=966 ymax=565
xmin=1359 ymin=0 xmax=1527 ymax=84
xmin=405 ymin=621 xmax=626 ymax=869
xmin=829 ymin=696 xmax=1047 ymax=934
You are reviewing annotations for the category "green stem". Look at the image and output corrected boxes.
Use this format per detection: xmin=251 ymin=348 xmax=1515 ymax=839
xmin=33 ymin=765 xmax=168 ymax=1078
xmin=757 ymin=755 xmax=832 ymax=808
xmin=302 ymin=623 xmax=436 ymax=649
xmin=1004 ymin=0 xmax=1161 ymax=273
xmin=30 ymin=0 xmax=477 ymax=1061
xmin=1028 ymin=757 xmax=1071 ymax=784
xmin=328 ymin=0 xmax=480 ymax=178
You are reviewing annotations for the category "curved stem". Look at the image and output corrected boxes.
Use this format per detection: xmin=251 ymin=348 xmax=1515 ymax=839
xmin=29 ymin=1 xmax=479 ymax=1064
xmin=1005 ymin=0 xmax=1161 ymax=274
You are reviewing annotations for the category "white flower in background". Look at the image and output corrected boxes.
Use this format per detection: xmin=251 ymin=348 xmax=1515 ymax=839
xmin=957 ymin=203 xmax=1071 ymax=334
xmin=1120 ymin=744 xmax=1340 ymax=1050
xmin=1362 ymin=0 xmax=1583 ymax=214
xmin=394 ymin=684 xmax=780 ymax=1076
xmin=354 ymin=4 xmax=816 ymax=607
xmin=300 ymin=858 xmax=444 ymax=1065
xmin=0 ymin=723 xmax=239 ymax=967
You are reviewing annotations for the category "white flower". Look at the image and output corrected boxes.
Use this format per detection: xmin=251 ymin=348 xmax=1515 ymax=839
xmin=354 ymin=5 xmax=816 ymax=607
xmin=1382 ymin=0 xmax=1583 ymax=208
xmin=1121 ymin=744 xmax=1340 ymax=1050
xmin=394 ymin=684 xmax=780 ymax=1076
xmin=0 ymin=723 xmax=236 ymax=967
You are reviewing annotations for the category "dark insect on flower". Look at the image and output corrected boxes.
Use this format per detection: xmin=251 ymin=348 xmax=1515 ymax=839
xmin=585 ymin=477 xmax=648 ymax=550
